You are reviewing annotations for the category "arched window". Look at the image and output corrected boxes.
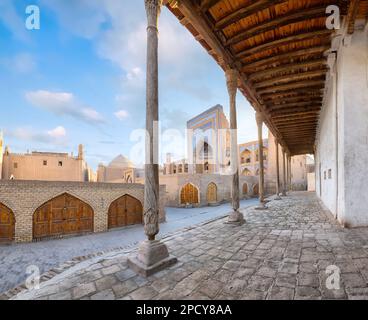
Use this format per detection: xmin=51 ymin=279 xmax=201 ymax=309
xmin=242 ymin=168 xmax=251 ymax=176
xmin=204 ymin=162 xmax=209 ymax=172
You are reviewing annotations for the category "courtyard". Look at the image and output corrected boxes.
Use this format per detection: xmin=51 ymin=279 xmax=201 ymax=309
xmin=4 ymin=192 xmax=368 ymax=300
xmin=0 ymin=198 xmax=258 ymax=294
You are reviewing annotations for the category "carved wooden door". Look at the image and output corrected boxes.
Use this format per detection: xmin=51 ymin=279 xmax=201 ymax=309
xmin=181 ymin=184 xmax=199 ymax=204
xmin=33 ymin=194 xmax=93 ymax=240
xmin=0 ymin=203 xmax=15 ymax=243
xmin=207 ymin=183 xmax=217 ymax=203
xmin=108 ymin=195 xmax=142 ymax=229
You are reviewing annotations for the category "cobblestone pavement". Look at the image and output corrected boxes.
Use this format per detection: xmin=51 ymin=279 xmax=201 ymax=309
xmin=0 ymin=198 xmax=257 ymax=294
xmin=9 ymin=192 xmax=368 ymax=300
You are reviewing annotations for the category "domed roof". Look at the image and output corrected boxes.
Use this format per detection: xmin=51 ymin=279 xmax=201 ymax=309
xmin=108 ymin=155 xmax=135 ymax=168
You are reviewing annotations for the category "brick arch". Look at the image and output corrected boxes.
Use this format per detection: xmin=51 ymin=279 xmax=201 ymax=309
xmin=30 ymin=190 xmax=98 ymax=215
xmin=108 ymin=194 xmax=143 ymax=229
xmin=0 ymin=202 xmax=15 ymax=243
xmin=180 ymin=183 xmax=200 ymax=205
xmin=33 ymin=193 xmax=94 ymax=240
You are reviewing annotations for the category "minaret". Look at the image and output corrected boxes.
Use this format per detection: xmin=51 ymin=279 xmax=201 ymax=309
xmin=78 ymin=144 xmax=84 ymax=160
xmin=0 ymin=130 xmax=3 ymax=179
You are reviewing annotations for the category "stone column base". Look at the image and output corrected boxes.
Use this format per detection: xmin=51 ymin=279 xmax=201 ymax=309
xmin=225 ymin=210 xmax=245 ymax=226
xmin=274 ymin=195 xmax=282 ymax=200
xmin=127 ymin=240 xmax=177 ymax=277
xmin=255 ymin=202 xmax=268 ymax=210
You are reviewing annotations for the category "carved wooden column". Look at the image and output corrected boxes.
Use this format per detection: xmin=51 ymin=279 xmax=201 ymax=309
xmin=288 ymin=154 xmax=292 ymax=191
xmin=128 ymin=0 xmax=177 ymax=276
xmin=226 ymin=69 xmax=244 ymax=225
xmin=282 ymin=148 xmax=287 ymax=196
xmin=255 ymin=112 xmax=267 ymax=209
xmin=274 ymin=139 xmax=282 ymax=200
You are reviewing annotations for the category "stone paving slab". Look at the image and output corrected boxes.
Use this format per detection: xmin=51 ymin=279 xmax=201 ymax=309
xmin=0 ymin=198 xmax=258 ymax=294
xmin=8 ymin=192 xmax=368 ymax=300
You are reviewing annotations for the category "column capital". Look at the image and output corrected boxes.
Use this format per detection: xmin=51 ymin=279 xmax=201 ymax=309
xmin=255 ymin=112 xmax=264 ymax=127
xmin=225 ymin=69 xmax=239 ymax=96
xmin=274 ymin=138 xmax=279 ymax=145
xmin=145 ymin=0 xmax=163 ymax=29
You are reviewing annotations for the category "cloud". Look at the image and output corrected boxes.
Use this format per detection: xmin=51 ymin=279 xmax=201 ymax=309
xmin=0 ymin=53 xmax=37 ymax=74
xmin=0 ymin=0 xmax=31 ymax=43
xmin=47 ymin=126 xmax=66 ymax=138
xmin=114 ymin=109 xmax=129 ymax=121
xmin=5 ymin=126 xmax=67 ymax=145
xmin=13 ymin=53 xmax=36 ymax=73
xmin=41 ymin=1 xmax=215 ymax=107
xmin=25 ymin=90 xmax=105 ymax=124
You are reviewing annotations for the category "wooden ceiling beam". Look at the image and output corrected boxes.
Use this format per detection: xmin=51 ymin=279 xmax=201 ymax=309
xmin=262 ymin=90 xmax=324 ymax=101
xmin=254 ymin=70 xmax=327 ymax=89
xmin=226 ymin=6 xmax=328 ymax=46
xmin=346 ymin=0 xmax=361 ymax=34
xmin=249 ymin=58 xmax=327 ymax=81
xmin=272 ymin=111 xmax=320 ymax=119
xmin=200 ymin=0 xmax=222 ymax=12
xmin=235 ymin=29 xmax=332 ymax=59
xmin=274 ymin=118 xmax=318 ymax=125
xmin=269 ymin=102 xmax=322 ymax=111
xmin=257 ymin=81 xmax=325 ymax=95
xmin=271 ymin=106 xmax=321 ymax=116
xmin=215 ymin=0 xmax=287 ymax=30
xmin=265 ymin=96 xmax=323 ymax=105
xmin=242 ymin=46 xmax=329 ymax=71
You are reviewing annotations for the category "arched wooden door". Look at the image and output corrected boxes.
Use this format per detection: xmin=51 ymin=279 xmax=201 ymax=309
xmin=108 ymin=195 xmax=143 ymax=229
xmin=253 ymin=184 xmax=259 ymax=196
xmin=243 ymin=183 xmax=248 ymax=195
xmin=0 ymin=203 xmax=15 ymax=243
xmin=180 ymin=183 xmax=199 ymax=205
xmin=207 ymin=183 xmax=217 ymax=203
xmin=33 ymin=193 xmax=94 ymax=240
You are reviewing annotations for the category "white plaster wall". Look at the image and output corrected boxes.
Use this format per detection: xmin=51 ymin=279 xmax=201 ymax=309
xmin=316 ymin=27 xmax=368 ymax=226
xmin=316 ymin=56 xmax=338 ymax=216
xmin=340 ymin=29 xmax=368 ymax=227
xmin=307 ymin=173 xmax=316 ymax=192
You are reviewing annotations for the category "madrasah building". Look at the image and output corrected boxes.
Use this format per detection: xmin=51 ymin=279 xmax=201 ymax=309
xmin=161 ymin=104 xmax=308 ymax=207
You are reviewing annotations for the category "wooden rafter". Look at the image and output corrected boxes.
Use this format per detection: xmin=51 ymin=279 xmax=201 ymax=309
xmin=226 ymin=6 xmax=328 ymax=46
xmin=215 ymin=0 xmax=287 ymax=30
xmin=235 ymin=29 xmax=332 ymax=59
xmin=254 ymin=70 xmax=327 ymax=88
xmin=249 ymin=59 xmax=327 ymax=81
xmin=242 ymin=46 xmax=330 ymax=71
xmin=346 ymin=0 xmax=361 ymax=34
xmin=257 ymin=80 xmax=325 ymax=95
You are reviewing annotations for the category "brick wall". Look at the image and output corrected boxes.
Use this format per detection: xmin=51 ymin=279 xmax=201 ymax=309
xmin=0 ymin=180 xmax=166 ymax=243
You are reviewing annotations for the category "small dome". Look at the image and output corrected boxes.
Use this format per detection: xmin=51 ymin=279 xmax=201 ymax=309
xmin=108 ymin=155 xmax=135 ymax=168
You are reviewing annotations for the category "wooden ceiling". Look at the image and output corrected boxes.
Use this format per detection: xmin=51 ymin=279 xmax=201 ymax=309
xmin=166 ymin=0 xmax=367 ymax=155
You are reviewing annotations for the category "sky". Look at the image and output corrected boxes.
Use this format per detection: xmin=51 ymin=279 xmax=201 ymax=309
xmin=0 ymin=0 xmax=266 ymax=170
